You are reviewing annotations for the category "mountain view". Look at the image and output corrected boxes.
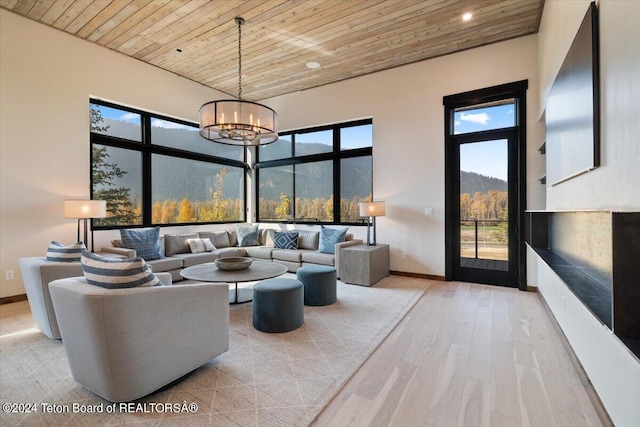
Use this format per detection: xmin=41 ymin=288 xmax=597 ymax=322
xmin=460 ymin=170 xmax=507 ymax=195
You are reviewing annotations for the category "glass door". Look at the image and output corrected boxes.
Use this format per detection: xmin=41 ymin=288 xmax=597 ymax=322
xmin=455 ymin=137 xmax=517 ymax=286
xmin=443 ymin=81 xmax=528 ymax=289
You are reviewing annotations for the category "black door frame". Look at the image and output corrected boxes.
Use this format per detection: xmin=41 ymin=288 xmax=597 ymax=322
xmin=443 ymin=80 xmax=528 ymax=290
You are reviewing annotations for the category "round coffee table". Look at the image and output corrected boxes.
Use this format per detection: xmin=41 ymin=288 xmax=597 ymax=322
xmin=180 ymin=260 xmax=288 ymax=304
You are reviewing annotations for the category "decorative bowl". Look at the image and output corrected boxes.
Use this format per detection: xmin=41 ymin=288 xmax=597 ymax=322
xmin=215 ymin=257 xmax=253 ymax=271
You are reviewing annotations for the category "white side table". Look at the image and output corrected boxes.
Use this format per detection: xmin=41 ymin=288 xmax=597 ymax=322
xmin=340 ymin=244 xmax=390 ymax=286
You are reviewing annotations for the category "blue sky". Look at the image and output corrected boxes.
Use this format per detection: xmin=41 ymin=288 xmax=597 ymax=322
xmin=94 ymin=103 xmax=511 ymax=180
xmin=455 ymin=103 xmax=514 ymax=181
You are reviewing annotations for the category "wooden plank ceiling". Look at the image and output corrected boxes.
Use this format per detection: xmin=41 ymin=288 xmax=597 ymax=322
xmin=1 ymin=0 xmax=544 ymax=101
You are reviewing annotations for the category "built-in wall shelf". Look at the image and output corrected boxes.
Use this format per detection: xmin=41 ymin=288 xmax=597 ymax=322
xmin=538 ymin=140 xmax=546 ymax=154
xmin=525 ymin=210 xmax=640 ymax=359
xmin=539 ymin=173 xmax=546 ymax=185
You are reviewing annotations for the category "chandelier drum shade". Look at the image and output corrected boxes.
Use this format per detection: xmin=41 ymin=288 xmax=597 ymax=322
xmin=199 ymin=17 xmax=278 ymax=146
xmin=199 ymin=100 xmax=278 ymax=146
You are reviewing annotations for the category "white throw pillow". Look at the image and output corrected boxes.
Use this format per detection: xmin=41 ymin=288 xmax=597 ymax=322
xmin=188 ymin=238 xmax=216 ymax=253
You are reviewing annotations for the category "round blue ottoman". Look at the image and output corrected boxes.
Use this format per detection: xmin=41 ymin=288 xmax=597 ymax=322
xmin=253 ymin=278 xmax=304 ymax=333
xmin=297 ymin=265 xmax=337 ymax=306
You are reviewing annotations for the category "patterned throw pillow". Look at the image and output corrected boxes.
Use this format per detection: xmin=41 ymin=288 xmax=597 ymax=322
xmin=81 ymin=251 xmax=160 ymax=289
xmin=187 ymin=238 xmax=216 ymax=253
xmin=318 ymin=226 xmax=348 ymax=254
xmin=274 ymin=231 xmax=299 ymax=250
xmin=120 ymin=227 xmax=163 ymax=260
xmin=235 ymin=224 xmax=260 ymax=247
xmin=46 ymin=241 xmax=86 ymax=262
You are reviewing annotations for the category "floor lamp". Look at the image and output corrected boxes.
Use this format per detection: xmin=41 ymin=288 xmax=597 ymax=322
xmin=359 ymin=201 xmax=386 ymax=246
xmin=64 ymin=200 xmax=107 ymax=252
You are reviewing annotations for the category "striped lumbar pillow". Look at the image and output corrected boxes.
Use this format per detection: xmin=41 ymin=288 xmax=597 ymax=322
xmin=81 ymin=251 xmax=160 ymax=289
xmin=187 ymin=238 xmax=216 ymax=253
xmin=46 ymin=241 xmax=86 ymax=262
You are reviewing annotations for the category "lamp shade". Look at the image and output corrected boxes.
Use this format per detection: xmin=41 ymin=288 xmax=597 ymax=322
xmin=64 ymin=200 xmax=107 ymax=219
xmin=359 ymin=201 xmax=386 ymax=217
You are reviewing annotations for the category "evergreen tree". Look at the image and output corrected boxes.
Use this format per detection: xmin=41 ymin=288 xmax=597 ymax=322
xmin=90 ymin=105 xmax=139 ymax=226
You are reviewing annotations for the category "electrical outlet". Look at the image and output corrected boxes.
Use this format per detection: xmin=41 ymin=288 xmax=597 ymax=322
xmin=5 ymin=270 xmax=14 ymax=280
xmin=401 ymin=252 xmax=407 ymax=261
xmin=424 ymin=208 xmax=434 ymax=216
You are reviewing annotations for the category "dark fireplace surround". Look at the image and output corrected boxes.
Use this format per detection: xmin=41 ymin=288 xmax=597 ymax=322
xmin=526 ymin=210 xmax=640 ymax=360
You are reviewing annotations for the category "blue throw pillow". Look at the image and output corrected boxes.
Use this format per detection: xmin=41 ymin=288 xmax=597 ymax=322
xmin=318 ymin=226 xmax=348 ymax=254
xmin=46 ymin=241 xmax=86 ymax=262
xmin=120 ymin=227 xmax=163 ymax=260
xmin=81 ymin=251 xmax=160 ymax=289
xmin=236 ymin=224 xmax=260 ymax=247
xmin=274 ymin=231 xmax=299 ymax=250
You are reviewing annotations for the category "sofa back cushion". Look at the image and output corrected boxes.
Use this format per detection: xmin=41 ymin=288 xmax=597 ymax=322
xmin=227 ymin=230 xmax=238 ymax=247
xmin=199 ymin=231 xmax=231 ymax=248
xmin=81 ymin=251 xmax=160 ymax=288
xmin=293 ymin=230 xmax=320 ymax=250
xmin=164 ymin=233 xmax=198 ymax=256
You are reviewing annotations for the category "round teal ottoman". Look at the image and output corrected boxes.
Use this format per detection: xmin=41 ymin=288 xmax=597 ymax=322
xmin=253 ymin=278 xmax=304 ymax=333
xmin=297 ymin=265 xmax=337 ymax=306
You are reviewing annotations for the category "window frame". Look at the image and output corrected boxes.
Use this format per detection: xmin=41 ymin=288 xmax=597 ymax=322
xmin=90 ymin=98 xmax=248 ymax=230
xmin=255 ymin=118 xmax=373 ymax=225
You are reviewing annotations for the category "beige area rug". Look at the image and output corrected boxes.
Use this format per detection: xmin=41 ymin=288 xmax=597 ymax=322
xmin=0 ymin=275 xmax=428 ymax=426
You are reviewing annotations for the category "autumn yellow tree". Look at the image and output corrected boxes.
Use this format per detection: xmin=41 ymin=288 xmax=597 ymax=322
xmin=177 ymin=198 xmax=194 ymax=223
xmin=160 ymin=199 xmax=178 ymax=224
xmin=274 ymin=192 xmax=291 ymax=219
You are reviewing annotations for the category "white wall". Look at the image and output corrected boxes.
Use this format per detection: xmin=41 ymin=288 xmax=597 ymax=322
xmin=534 ymin=1 xmax=640 ymax=425
xmin=540 ymin=0 xmax=640 ymax=210
xmin=0 ymin=9 xmax=226 ymax=298
xmin=263 ymin=35 xmax=544 ymax=276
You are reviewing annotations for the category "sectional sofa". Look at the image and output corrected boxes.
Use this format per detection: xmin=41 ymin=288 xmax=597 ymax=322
xmin=101 ymin=227 xmax=363 ymax=283
xmin=20 ymin=226 xmax=361 ymax=339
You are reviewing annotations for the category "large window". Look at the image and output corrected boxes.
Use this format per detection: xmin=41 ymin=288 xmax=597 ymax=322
xmin=90 ymin=100 xmax=246 ymax=228
xmin=256 ymin=119 xmax=373 ymax=224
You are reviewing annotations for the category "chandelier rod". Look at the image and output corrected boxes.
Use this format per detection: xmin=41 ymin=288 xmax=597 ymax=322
xmin=235 ymin=17 xmax=244 ymax=100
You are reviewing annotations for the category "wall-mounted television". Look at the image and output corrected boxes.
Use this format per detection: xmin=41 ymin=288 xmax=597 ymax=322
xmin=545 ymin=2 xmax=600 ymax=186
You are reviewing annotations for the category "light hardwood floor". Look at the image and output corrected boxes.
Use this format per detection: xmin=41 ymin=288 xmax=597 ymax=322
xmin=312 ymin=281 xmax=609 ymax=427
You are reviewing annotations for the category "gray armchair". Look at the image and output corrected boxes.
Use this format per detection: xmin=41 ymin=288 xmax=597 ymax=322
xmin=19 ymin=257 xmax=84 ymax=339
xmin=49 ymin=277 xmax=229 ymax=402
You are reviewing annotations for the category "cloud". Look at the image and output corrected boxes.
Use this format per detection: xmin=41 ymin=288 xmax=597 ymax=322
xmin=460 ymin=112 xmax=491 ymax=125
xmin=151 ymin=119 xmax=189 ymax=129
xmin=454 ymin=120 xmax=461 ymax=126
xmin=119 ymin=112 xmax=139 ymax=123
xmin=506 ymin=109 xmax=513 ymax=114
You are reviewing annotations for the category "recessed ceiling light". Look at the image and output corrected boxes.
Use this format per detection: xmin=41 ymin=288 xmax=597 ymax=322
xmin=306 ymin=61 xmax=320 ymax=69
xmin=462 ymin=12 xmax=473 ymax=22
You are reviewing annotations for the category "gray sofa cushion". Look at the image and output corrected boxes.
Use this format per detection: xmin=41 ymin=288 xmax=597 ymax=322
xmin=301 ymin=251 xmax=335 ymax=266
xmin=164 ymin=233 xmax=198 ymax=256
xmin=199 ymin=231 xmax=230 ymax=248
xmin=246 ymin=246 xmax=275 ymax=259
xmin=272 ymin=249 xmax=308 ymax=263
xmin=145 ymin=256 xmax=183 ymax=272
xmin=171 ymin=252 xmax=217 ymax=268
xmin=293 ymin=230 xmax=320 ymax=250
xmin=228 ymin=230 xmax=238 ymax=247
xmin=216 ymin=247 xmax=248 ymax=258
